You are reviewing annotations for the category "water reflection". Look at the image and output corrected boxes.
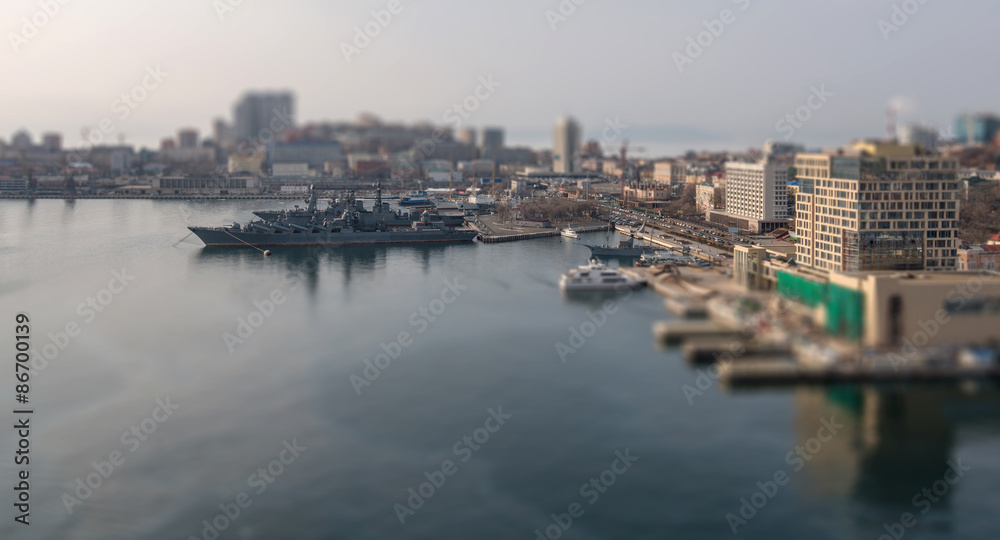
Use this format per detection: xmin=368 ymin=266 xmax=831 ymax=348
xmin=190 ymin=243 xmax=470 ymax=295
xmin=792 ymin=385 xmax=1000 ymax=533
xmin=61 ymin=197 xmax=76 ymax=225
xmin=560 ymin=288 xmax=639 ymax=308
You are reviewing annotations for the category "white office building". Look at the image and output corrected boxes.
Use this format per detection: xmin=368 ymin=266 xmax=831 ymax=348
xmin=707 ymin=158 xmax=789 ymax=233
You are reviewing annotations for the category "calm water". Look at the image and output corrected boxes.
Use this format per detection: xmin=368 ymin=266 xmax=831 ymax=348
xmin=1 ymin=199 xmax=998 ymax=540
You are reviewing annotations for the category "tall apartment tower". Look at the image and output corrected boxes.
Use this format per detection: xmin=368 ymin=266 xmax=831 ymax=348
xmin=233 ymin=92 xmax=295 ymax=144
xmin=481 ymin=127 xmax=504 ymax=152
xmin=553 ymin=117 xmax=580 ymax=174
xmin=457 ymin=127 xmax=477 ymax=147
xmin=178 ymin=128 xmax=199 ymax=149
xmin=794 ymin=141 xmax=960 ymax=273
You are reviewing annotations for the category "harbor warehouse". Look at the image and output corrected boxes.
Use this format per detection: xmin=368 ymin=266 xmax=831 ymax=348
xmin=776 ymin=269 xmax=1000 ymax=348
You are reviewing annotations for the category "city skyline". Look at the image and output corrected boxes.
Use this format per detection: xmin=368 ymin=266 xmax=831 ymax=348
xmin=3 ymin=0 xmax=1000 ymax=155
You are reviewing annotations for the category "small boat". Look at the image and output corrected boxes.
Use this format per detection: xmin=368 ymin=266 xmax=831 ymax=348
xmin=561 ymin=228 xmax=579 ymax=239
xmin=398 ymin=193 xmax=433 ymax=207
xmin=559 ymin=259 xmax=646 ymax=292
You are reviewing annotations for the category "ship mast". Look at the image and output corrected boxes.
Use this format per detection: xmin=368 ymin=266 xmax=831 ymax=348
xmin=306 ymin=184 xmax=317 ymax=213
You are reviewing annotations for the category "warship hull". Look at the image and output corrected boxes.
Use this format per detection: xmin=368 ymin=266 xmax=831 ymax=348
xmin=189 ymin=227 xmax=478 ymax=247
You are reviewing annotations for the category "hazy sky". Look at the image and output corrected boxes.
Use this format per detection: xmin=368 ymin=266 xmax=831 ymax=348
xmin=2 ymin=0 xmax=998 ymax=156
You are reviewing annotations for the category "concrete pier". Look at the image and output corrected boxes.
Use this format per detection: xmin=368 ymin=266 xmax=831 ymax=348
xmin=718 ymin=361 xmax=1000 ymax=388
xmin=682 ymin=339 xmax=791 ymax=366
xmin=653 ymin=320 xmax=743 ymax=347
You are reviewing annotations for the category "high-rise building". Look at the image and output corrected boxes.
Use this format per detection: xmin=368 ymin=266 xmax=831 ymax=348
xmin=178 ymin=129 xmax=199 ymax=149
xmin=706 ymin=157 xmax=788 ymax=233
xmin=233 ymin=92 xmax=295 ymax=144
xmin=553 ymin=117 xmax=580 ymax=174
xmin=898 ymin=123 xmax=939 ymax=150
xmin=653 ymin=160 xmax=685 ymax=185
xmin=213 ymin=119 xmax=232 ymax=148
xmin=458 ymin=127 xmax=477 ymax=147
xmin=11 ymin=130 xmax=32 ymax=150
xmin=794 ymin=141 xmax=960 ymax=273
xmin=725 ymin=159 xmax=788 ymax=221
xmin=953 ymin=113 xmax=1000 ymax=145
xmin=481 ymin=127 xmax=504 ymax=152
xmin=41 ymin=133 xmax=62 ymax=152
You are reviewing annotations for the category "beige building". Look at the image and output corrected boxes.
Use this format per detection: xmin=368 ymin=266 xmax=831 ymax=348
xmin=773 ymin=267 xmax=1000 ymax=347
xmin=794 ymin=141 xmax=960 ymax=273
xmin=685 ymin=172 xmax=707 ymax=185
xmin=602 ymin=160 xmax=623 ymax=178
xmin=733 ymin=244 xmax=797 ymax=290
xmin=151 ymin=175 xmax=262 ymax=195
xmin=831 ymin=271 xmax=1000 ymax=348
xmin=228 ymin=151 xmax=264 ymax=174
xmin=653 ymin=161 xmax=685 ymax=184
xmin=958 ymin=245 xmax=1000 ymax=271
xmin=623 ymin=185 xmax=670 ymax=202
xmin=272 ymin=163 xmax=313 ymax=177
xmin=695 ymin=184 xmax=724 ymax=213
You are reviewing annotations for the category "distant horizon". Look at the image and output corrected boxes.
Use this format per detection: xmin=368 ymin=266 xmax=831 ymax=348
xmin=4 ymin=119 xmax=891 ymax=161
xmin=3 ymin=0 xmax=997 ymax=160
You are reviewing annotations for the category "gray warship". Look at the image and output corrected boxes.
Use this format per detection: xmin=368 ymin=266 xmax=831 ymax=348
xmin=188 ymin=187 xmax=477 ymax=248
xmin=254 ymin=189 xmax=464 ymax=228
xmin=583 ymin=222 xmax=654 ymax=258
xmin=583 ymin=236 xmax=656 ymax=258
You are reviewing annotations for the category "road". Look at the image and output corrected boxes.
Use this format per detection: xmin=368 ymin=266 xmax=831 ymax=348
xmin=603 ymin=207 xmax=762 ymax=261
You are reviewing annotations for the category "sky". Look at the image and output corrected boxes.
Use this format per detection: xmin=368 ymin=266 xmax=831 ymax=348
xmin=2 ymin=0 xmax=999 ymax=157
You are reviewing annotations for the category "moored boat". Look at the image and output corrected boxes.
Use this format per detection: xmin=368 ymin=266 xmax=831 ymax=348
xmin=558 ymin=259 xmax=645 ymax=292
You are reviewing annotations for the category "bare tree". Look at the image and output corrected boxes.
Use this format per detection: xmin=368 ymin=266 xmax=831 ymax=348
xmin=960 ymin=182 xmax=1000 ymax=244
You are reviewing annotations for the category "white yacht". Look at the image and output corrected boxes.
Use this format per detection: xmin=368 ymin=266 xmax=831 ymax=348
xmin=561 ymin=228 xmax=579 ymax=239
xmin=559 ymin=260 xmax=645 ymax=292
